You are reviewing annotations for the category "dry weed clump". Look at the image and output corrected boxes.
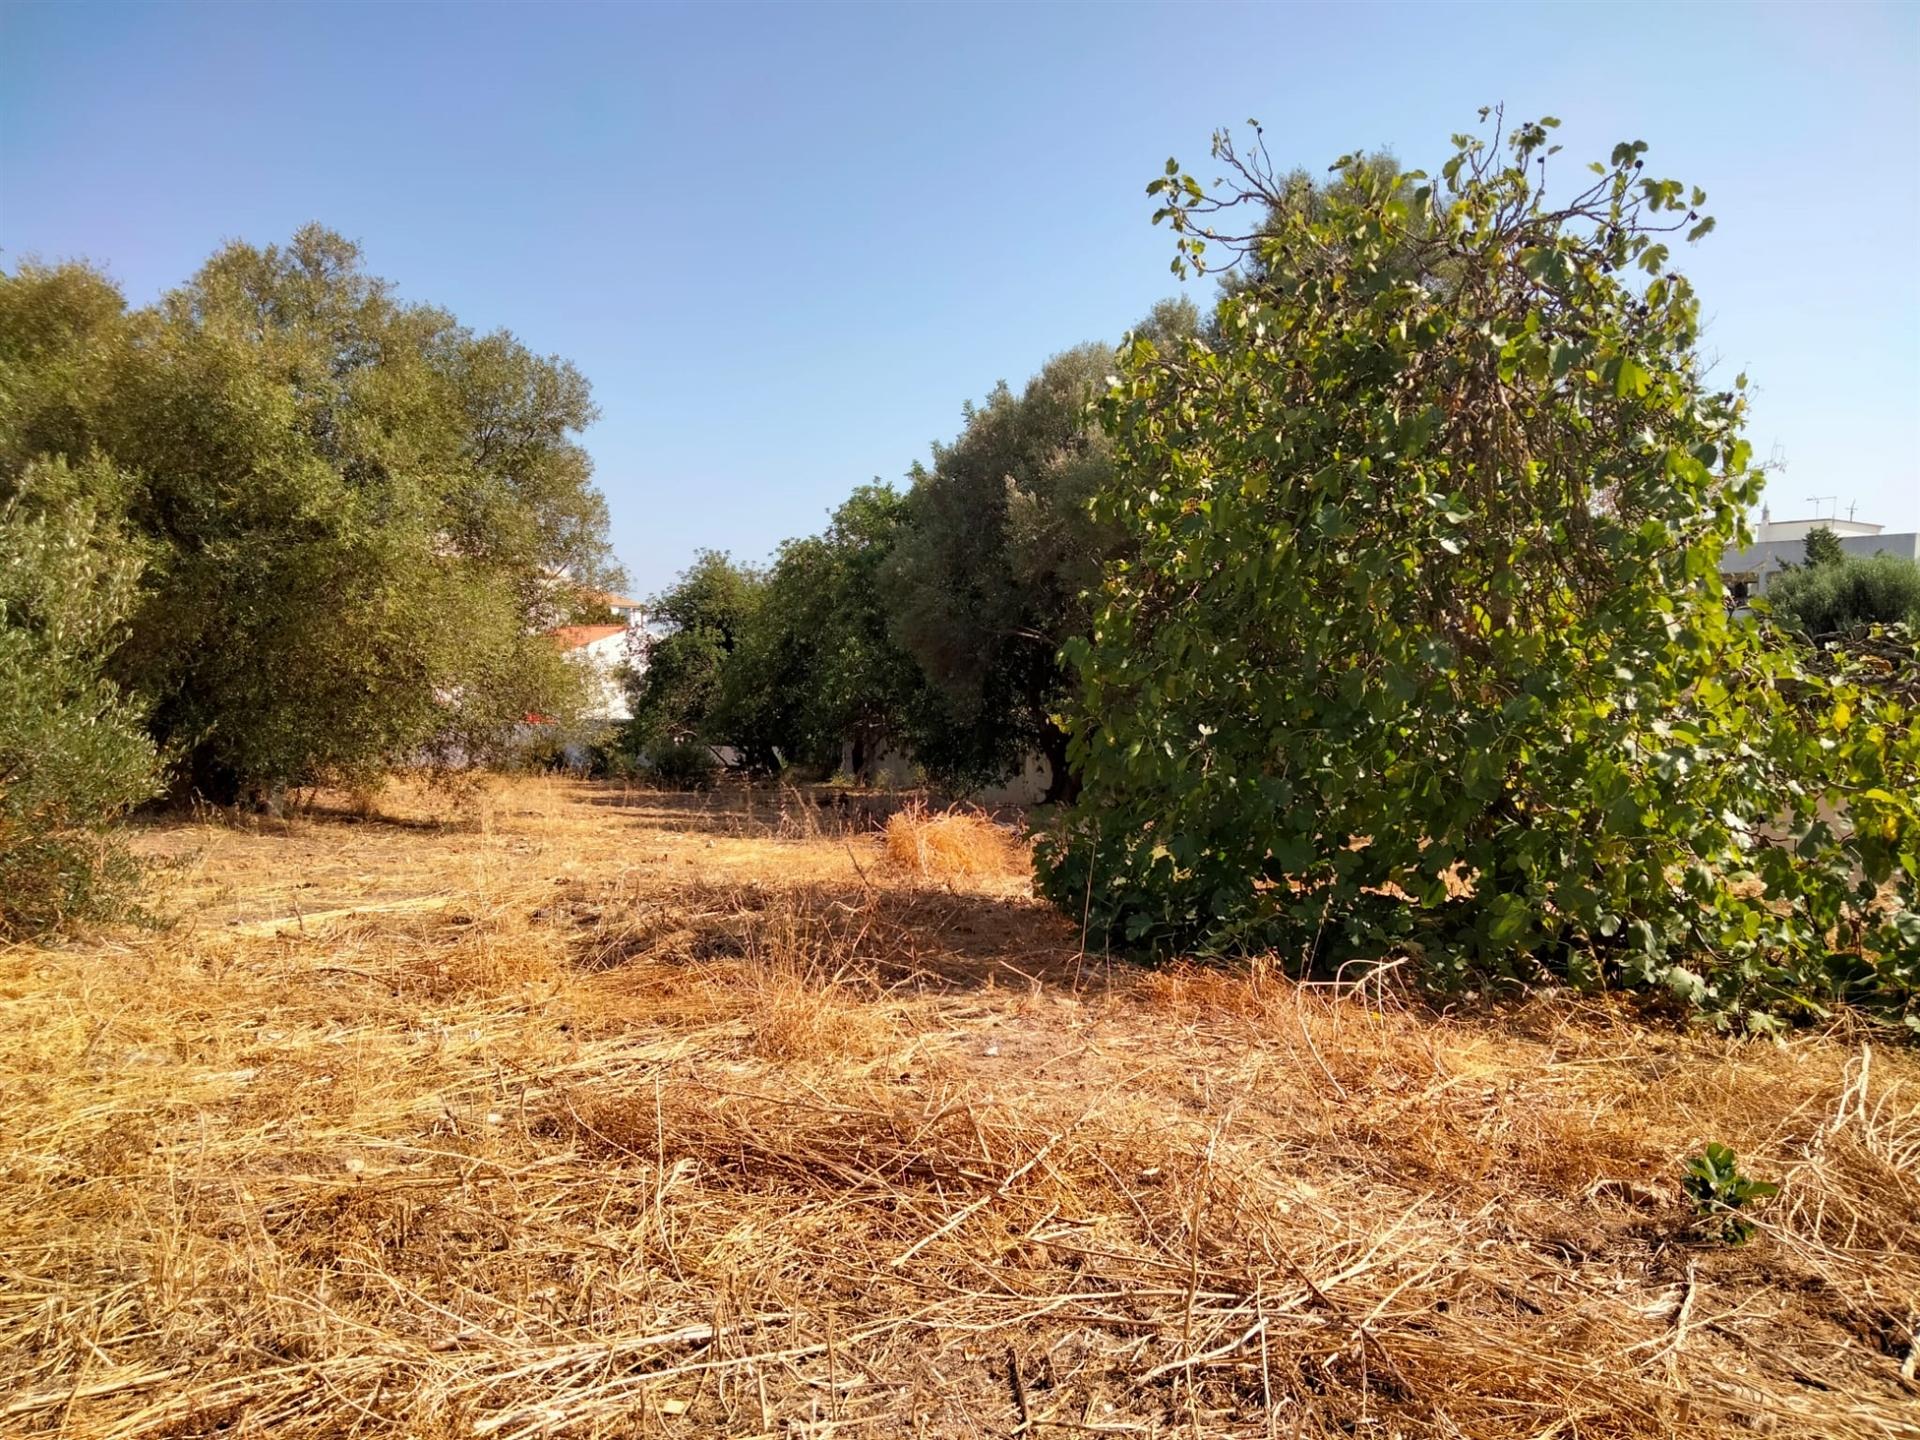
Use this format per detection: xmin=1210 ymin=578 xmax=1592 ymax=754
xmin=881 ymin=802 xmax=1024 ymax=883
xmin=1 ymin=776 xmax=1916 ymax=1440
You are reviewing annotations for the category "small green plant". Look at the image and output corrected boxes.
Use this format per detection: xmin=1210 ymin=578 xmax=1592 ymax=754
xmin=1682 ymin=1143 xmax=1779 ymax=1244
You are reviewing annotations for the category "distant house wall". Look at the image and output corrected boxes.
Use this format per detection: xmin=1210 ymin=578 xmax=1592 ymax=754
xmin=574 ymin=631 xmax=634 ymax=721
xmin=1722 ymin=531 xmax=1920 ymax=596
xmin=548 ymin=623 xmax=641 ymax=723
xmin=1753 ymin=518 xmax=1882 ymax=544
xmin=838 ymin=740 xmax=1054 ymax=805
xmin=974 ymin=752 xmax=1052 ymax=806
xmin=844 ymin=741 xmax=917 ymax=789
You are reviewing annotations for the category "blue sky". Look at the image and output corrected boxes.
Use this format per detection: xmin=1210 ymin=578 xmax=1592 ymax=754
xmin=4 ymin=1 xmax=1915 ymax=590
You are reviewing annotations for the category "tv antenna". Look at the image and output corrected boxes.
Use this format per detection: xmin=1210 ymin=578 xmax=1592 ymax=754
xmin=1805 ymin=495 xmax=1837 ymax=521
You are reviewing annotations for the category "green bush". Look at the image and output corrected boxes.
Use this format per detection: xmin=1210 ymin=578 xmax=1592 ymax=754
xmin=0 ymin=459 xmax=160 ymax=936
xmin=1 ymin=233 xmax=616 ymax=807
xmin=582 ymin=733 xmax=643 ymax=780
xmin=1682 ymin=1143 xmax=1779 ymax=1245
xmin=647 ymin=742 xmax=720 ymax=789
xmin=1039 ymin=115 xmax=1919 ymax=1033
xmin=1766 ymin=552 xmax=1920 ymax=636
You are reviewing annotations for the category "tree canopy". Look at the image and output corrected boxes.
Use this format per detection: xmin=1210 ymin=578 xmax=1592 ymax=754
xmin=708 ymin=486 xmax=934 ymax=776
xmin=1037 ymin=114 xmax=1918 ymax=1031
xmin=626 ymin=550 xmax=766 ymax=759
xmin=1768 ymin=550 xmax=1920 ymax=636
xmin=881 ymin=301 xmax=1200 ymax=800
xmin=1802 ymin=525 xmax=1848 ymax=569
xmin=1 ymin=227 xmax=620 ymax=804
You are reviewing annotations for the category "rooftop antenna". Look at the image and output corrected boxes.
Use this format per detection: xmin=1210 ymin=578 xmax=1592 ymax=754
xmin=1847 ymin=500 xmax=1858 ymax=522
xmin=1806 ymin=495 xmax=1836 ymax=521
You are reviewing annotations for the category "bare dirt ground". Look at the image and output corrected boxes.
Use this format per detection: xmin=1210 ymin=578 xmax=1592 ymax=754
xmin=1 ymin=776 xmax=1915 ymax=1439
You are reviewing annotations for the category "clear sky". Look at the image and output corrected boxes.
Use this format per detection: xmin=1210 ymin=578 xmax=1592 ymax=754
xmin=4 ymin=0 xmax=1916 ymax=591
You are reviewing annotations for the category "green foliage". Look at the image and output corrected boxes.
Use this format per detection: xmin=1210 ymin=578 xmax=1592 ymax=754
xmin=1212 ymin=151 xmax=1441 ymax=310
xmin=1682 ymin=1143 xmax=1779 ymax=1244
xmin=1802 ymin=525 xmax=1847 ymax=569
xmin=0 ymin=261 xmax=128 ymax=474
xmin=625 ymin=551 xmax=764 ymax=758
xmin=0 ymin=458 xmax=161 ymax=935
xmin=628 ymin=626 xmax=732 ymax=755
xmin=631 ymin=306 xmax=1202 ymax=801
xmin=647 ymin=547 xmax=763 ymax=641
xmin=1767 ymin=551 xmax=1920 ymax=636
xmin=711 ymin=486 xmax=934 ymax=776
xmin=882 ymin=306 xmax=1198 ymax=799
xmin=0 ymin=228 xmax=615 ymax=805
xmin=1039 ymin=114 xmax=1920 ymax=1032
xmin=509 ymin=716 xmax=633 ymax=778
xmin=648 ymin=741 xmax=720 ymax=789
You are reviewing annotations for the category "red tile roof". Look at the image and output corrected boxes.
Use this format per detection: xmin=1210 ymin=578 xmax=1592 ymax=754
xmin=549 ymin=624 xmax=629 ymax=651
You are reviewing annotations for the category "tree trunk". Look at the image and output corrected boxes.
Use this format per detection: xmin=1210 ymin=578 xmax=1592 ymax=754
xmin=1038 ymin=723 xmax=1080 ymax=807
xmin=185 ymin=744 xmax=243 ymax=809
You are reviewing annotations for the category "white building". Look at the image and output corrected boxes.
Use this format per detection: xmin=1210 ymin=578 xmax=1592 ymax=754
xmin=588 ymin=589 xmax=646 ymax=628
xmin=547 ymin=590 xmax=646 ymax=724
xmin=1722 ymin=508 xmax=1919 ymax=602
xmin=550 ymin=623 xmax=638 ymax=722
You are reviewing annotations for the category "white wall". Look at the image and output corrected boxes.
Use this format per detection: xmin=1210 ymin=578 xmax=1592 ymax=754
xmin=1723 ymin=531 xmax=1920 ymax=594
xmin=571 ymin=632 xmax=637 ymax=721
xmin=1753 ymin=518 xmax=1882 ymax=544
xmin=837 ymin=740 xmax=1053 ymax=805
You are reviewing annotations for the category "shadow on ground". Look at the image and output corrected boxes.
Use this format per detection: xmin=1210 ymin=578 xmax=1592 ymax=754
xmin=578 ymin=784 xmax=929 ymax=838
xmin=558 ymin=875 xmax=1095 ymax=990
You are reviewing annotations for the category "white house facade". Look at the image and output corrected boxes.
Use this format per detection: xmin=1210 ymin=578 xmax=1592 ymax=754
xmin=1722 ymin=510 xmax=1919 ymax=601
xmin=550 ymin=623 xmax=639 ymax=722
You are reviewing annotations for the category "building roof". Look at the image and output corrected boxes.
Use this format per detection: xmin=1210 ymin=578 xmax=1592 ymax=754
xmin=1754 ymin=517 xmax=1883 ymax=542
xmin=584 ymin=588 xmax=645 ymax=610
xmin=549 ymin=624 xmax=629 ymax=651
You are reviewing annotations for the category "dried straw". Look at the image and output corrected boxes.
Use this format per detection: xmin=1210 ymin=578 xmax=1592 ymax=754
xmin=1 ymin=777 xmax=1914 ymax=1438
xmin=881 ymin=803 xmax=1025 ymax=884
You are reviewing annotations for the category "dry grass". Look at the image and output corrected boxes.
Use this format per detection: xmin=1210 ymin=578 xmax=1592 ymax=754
xmin=1 ymin=775 xmax=1916 ymax=1438
xmin=881 ymin=803 xmax=1026 ymax=884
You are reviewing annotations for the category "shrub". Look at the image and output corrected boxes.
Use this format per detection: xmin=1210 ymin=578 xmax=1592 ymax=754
xmin=648 ymin=742 xmax=720 ymax=789
xmin=582 ymin=733 xmax=643 ymax=780
xmin=1766 ymin=552 xmax=1920 ymax=637
xmin=1039 ymin=114 xmax=1919 ymax=1032
xmin=0 ymin=459 xmax=160 ymax=935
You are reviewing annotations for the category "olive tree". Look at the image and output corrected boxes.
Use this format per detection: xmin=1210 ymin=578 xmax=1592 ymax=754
xmin=0 ymin=458 xmax=159 ymax=934
xmin=2 ymin=229 xmax=616 ymax=805
xmin=883 ymin=302 xmax=1197 ymax=802
xmin=1768 ymin=552 xmax=1920 ymax=636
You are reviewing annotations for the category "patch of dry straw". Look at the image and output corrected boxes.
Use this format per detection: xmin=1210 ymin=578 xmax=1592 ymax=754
xmin=1 ymin=777 xmax=1916 ymax=1438
xmin=881 ymin=803 xmax=1024 ymax=883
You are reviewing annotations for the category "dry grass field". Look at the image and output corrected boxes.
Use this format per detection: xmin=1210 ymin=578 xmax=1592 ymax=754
xmin=1 ymin=776 xmax=1916 ymax=1439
